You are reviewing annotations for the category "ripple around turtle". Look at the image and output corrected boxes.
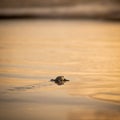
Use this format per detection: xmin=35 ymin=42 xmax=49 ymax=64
xmin=7 ymin=82 xmax=54 ymax=91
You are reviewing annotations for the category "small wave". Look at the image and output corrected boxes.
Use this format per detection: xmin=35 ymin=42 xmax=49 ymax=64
xmin=8 ymin=82 xmax=53 ymax=91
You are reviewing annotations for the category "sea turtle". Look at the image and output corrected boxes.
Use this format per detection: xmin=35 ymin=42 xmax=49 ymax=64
xmin=50 ymin=76 xmax=69 ymax=85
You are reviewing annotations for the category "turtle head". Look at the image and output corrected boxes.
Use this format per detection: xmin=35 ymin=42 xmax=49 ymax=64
xmin=50 ymin=76 xmax=69 ymax=85
xmin=55 ymin=76 xmax=64 ymax=81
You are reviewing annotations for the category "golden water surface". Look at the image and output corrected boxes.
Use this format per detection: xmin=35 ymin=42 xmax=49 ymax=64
xmin=0 ymin=20 xmax=120 ymax=120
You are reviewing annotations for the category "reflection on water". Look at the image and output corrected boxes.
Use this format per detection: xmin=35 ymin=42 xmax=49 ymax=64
xmin=0 ymin=20 xmax=120 ymax=120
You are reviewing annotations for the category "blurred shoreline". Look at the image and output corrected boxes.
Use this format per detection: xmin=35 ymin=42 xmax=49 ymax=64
xmin=0 ymin=6 xmax=120 ymax=21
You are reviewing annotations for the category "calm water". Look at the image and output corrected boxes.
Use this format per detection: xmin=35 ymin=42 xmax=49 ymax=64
xmin=0 ymin=20 xmax=120 ymax=120
xmin=0 ymin=20 xmax=120 ymax=77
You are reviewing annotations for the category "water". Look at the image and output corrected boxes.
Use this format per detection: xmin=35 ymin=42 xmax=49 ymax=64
xmin=0 ymin=19 xmax=120 ymax=120
xmin=0 ymin=20 xmax=120 ymax=77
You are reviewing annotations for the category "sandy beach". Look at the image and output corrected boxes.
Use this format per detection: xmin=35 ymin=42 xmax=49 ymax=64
xmin=0 ymin=19 xmax=120 ymax=120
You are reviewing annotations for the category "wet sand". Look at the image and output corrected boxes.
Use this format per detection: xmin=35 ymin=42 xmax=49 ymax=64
xmin=0 ymin=20 xmax=120 ymax=120
xmin=0 ymin=78 xmax=120 ymax=120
